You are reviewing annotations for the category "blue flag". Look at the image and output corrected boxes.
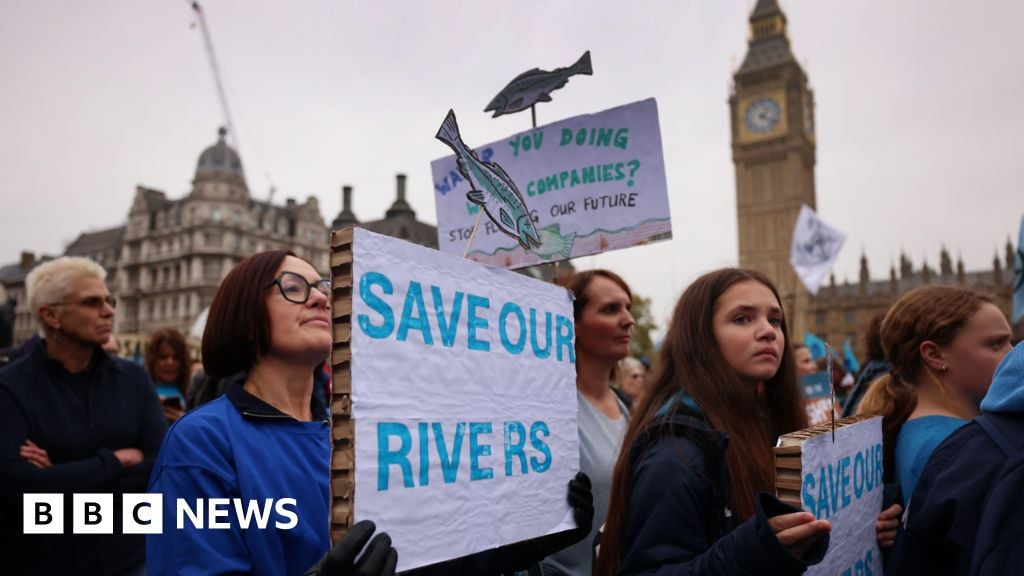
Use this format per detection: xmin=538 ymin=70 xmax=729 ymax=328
xmin=1013 ymin=215 xmax=1023 ymax=326
xmin=804 ymin=331 xmax=827 ymax=361
xmin=843 ymin=339 xmax=860 ymax=374
xmin=801 ymin=371 xmax=831 ymax=399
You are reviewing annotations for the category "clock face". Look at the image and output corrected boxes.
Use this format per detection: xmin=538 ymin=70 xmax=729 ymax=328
xmin=744 ymin=97 xmax=782 ymax=134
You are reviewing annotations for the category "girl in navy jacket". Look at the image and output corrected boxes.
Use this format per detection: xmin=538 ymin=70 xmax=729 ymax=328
xmin=597 ymin=268 xmax=831 ymax=575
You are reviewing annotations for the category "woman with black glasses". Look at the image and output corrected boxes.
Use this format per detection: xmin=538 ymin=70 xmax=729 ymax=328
xmin=147 ymin=250 xmax=396 ymax=576
xmin=0 ymin=256 xmax=167 ymax=576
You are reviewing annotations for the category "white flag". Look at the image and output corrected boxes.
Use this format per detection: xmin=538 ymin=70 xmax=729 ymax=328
xmin=790 ymin=204 xmax=846 ymax=296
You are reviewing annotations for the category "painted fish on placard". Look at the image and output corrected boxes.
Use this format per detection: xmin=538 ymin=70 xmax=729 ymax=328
xmin=484 ymin=51 xmax=593 ymax=118
xmin=435 ymin=109 xmax=541 ymax=250
xmin=531 ymin=224 xmax=576 ymax=261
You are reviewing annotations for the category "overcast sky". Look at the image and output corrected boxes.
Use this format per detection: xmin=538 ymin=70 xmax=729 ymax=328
xmin=1 ymin=0 xmax=1021 ymax=330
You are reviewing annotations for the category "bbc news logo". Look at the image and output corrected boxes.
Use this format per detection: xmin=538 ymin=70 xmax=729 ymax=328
xmin=24 ymin=494 xmax=299 ymax=534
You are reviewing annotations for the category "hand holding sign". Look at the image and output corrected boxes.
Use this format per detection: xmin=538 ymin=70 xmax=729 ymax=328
xmin=769 ymin=511 xmax=832 ymax=560
xmin=498 ymin=472 xmax=594 ymax=572
xmin=307 ymin=520 xmax=398 ymax=576
xmin=875 ymin=503 xmax=901 ymax=549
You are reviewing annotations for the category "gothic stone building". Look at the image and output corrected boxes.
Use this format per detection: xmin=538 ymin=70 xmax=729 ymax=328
xmin=731 ymin=0 xmax=1017 ymax=358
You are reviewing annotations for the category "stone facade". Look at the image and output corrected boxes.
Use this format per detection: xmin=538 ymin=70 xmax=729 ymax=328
xmin=730 ymin=0 xmax=818 ymax=339
xmin=731 ymin=0 xmax=1018 ymax=358
xmin=115 ymin=129 xmax=328 ymax=336
xmin=3 ymin=129 xmax=331 ymax=343
xmin=1 ymin=128 xmax=445 ymax=346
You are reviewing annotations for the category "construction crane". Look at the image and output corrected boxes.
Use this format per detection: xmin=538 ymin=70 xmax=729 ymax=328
xmin=190 ymin=2 xmax=277 ymax=201
xmin=190 ymin=2 xmax=237 ymax=149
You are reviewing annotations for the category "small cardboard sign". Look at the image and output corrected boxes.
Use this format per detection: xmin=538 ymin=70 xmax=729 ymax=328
xmin=776 ymin=417 xmax=884 ymax=576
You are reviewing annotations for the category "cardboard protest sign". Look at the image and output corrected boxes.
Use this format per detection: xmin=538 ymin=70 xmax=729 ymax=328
xmin=776 ymin=417 xmax=884 ymax=576
xmin=432 ymin=98 xmax=671 ymax=268
xmin=329 ymin=227 xmax=579 ymax=572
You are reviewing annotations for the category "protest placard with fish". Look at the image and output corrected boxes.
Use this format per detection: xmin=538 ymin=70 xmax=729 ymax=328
xmin=435 ymin=109 xmax=542 ymax=251
xmin=485 ymin=51 xmax=592 ymax=119
xmin=432 ymin=98 xmax=671 ymax=269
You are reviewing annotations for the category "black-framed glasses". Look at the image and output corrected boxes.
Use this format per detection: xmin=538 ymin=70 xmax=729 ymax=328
xmin=47 ymin=295 xmax=117 ymax=310
xmin=268 ymin=271 xmax=331 ymax=304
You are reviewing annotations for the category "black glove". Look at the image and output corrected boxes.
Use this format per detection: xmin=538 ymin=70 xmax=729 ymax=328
xmin=305 ymin=520 xmax=398 ymax=576
xmin=567 ymin=471 xmax=594 ymax=539
xmin=496 ymin=472 xmax=595 ymax=572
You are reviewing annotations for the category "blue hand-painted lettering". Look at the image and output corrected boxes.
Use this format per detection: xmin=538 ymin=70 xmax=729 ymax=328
xmin=358 ymin=272 xmax=395 ymax=339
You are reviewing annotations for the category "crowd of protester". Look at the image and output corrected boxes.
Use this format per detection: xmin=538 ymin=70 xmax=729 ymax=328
xmin=1 ymin=252 xmax=1022 ymax=575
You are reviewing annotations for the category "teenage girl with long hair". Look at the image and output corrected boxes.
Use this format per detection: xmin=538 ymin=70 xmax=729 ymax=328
xmin=597 ymin=268 xmax=831 ymax=574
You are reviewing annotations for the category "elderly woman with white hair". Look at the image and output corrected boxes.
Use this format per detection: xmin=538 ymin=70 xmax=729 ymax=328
xmin=0 ymin=256 xmax=167 ymax=576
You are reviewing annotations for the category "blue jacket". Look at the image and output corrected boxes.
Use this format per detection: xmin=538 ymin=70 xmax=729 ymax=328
xmin=887 ymin=342 xmax=1024 ymax=576
xmin=618 ymin=401 xmax=828 ymax=575
xmin=147 ymin=379 xmax=331 ymax=576
xmin=0 ymin=342 xmax=167 ymax=575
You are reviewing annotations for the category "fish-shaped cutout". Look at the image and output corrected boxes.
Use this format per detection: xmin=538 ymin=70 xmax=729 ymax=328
xmin=436 ymin=109 xmax=541 ymax=250
xmin=484 ymin=51 xmax=593 ymax=118
xmin=531 ymin=224 xmax=577 ymax=261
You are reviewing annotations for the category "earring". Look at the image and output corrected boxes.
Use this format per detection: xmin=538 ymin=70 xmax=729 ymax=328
xmin=941 ymin=365 xmax=948 ymax=372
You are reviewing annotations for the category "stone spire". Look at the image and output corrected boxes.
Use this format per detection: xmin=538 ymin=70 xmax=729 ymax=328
xmin=899 ymin=251 xmax=913 ymax=278
xmin=332 ymin=185 xmax=359 ymax=230
xmin=994 ymin=251 xmax=1004 ymax=285
xmin=859 ymin=251 xmax=869 ymax=294
xmin=1007 ymin=237 xmax=1016 ymax=272
xmin=956 ymin=254 xmax=966 ymax=285
xmin=385 ymin=174 xmax=415 ymax=219
xmin=940 ymin=245 xmax=952 ymax=277
xmin=737 ymin=0 xmax=796 ymax=76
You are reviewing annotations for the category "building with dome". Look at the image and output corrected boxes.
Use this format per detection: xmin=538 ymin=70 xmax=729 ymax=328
xmin=1 ymin=128 xmax=331 ymax=343
xmin=1 ymin=128 xmax=447 ymax=347
xmin=113 ymin=127 xmax=329 ymax=336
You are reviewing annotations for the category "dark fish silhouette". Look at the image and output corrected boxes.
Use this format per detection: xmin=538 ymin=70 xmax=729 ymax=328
xmin=484 ymin=51 xmax=592 ymax=118
xmin=436 ymin=110 xmax=541 ymax=250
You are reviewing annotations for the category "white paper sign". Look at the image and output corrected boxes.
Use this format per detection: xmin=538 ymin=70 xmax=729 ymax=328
xmin=790 ymin=204 xmax=846 ymax=296
xmin=431 ymin=98 xmax=671 ymax=268
xmin=350 ymin=228 xmax=579 ymax=571
xmin=799 ymin=417 xmax=884 ymax=576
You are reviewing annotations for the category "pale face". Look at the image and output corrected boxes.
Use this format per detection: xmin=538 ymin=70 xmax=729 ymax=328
xmin=713 ymin=280 xmax=785 ymax=387
xmin=937 ymin=303 xmax=1012 ymax=404
xmin=46 ymin=276 xmax=115 ymax=347
xmin=575 ymin=276 xmax=635 ymax=365
xmin=794 ymin=346 xmax=817 ymax=376
xmin=153 ymin=342 xmax=182 ymax=383
xmin=620 ymin=365 xmax=646 ymax=400
xmin=264 ymin=256 xmax=332 ymax=365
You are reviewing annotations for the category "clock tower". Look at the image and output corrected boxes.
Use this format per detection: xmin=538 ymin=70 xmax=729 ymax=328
xmin=730 ymin=0 xmax=817 ymax=336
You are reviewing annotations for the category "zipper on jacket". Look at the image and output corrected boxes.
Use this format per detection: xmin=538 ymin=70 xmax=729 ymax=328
xmin=241 ymin=412 xmax=295 ymax=421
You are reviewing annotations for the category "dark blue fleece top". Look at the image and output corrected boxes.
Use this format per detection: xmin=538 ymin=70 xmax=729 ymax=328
xmin=147 ymin=380 xmax=331 ymax=576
